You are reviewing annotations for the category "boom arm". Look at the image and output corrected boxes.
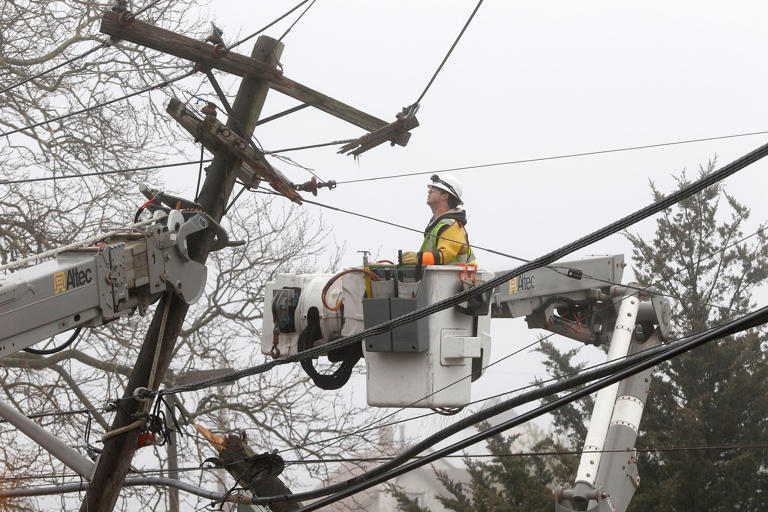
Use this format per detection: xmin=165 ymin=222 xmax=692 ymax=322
xmin=0 ymin=210 xmax=213 ymax=358
xmin=491 ymin=255 xmax=671 ymax=512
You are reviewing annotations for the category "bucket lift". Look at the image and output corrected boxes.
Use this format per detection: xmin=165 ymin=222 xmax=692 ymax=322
xmin=261 ymin=255 xmax=672 ymax=512
xmin=262 ymin=264 xmax=494 ymax=406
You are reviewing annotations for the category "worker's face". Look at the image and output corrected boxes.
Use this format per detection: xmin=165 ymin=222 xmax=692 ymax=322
xmin=427 ymin=186 xmax=447 ymax=208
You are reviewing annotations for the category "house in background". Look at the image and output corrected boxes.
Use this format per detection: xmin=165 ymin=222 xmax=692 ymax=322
xmin=313 ymin=405 xmax=537 ymax=511
xmin=317 ymin=441 xmax=471 ymax=511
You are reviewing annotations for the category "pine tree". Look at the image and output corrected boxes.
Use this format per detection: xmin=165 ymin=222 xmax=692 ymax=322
xmin=545 ymin=161 xmax=768 ymax=510
xmin=391 ymin=424 xmax=572 ymax=511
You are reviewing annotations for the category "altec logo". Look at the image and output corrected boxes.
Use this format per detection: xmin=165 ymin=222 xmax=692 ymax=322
xmin=509 ymin=273 xmax=536 ymax=294
xmin=53 ymin=267 xmax=93 ymax=294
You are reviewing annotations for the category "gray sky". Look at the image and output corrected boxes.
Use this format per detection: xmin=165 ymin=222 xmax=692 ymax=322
xmin=156 ymin=0 xmax=768 ymax=473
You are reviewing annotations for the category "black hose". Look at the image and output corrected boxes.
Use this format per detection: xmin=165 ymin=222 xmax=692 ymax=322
xmin=23 ymin=327 xmax=82 ymax=355
xmin=298 ymin=309 xmax=360 ymax=390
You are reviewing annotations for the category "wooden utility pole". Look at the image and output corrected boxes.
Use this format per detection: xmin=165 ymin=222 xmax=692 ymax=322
xmin=82 ymin=8 xmax=419 ymax=510
xmin=80 ymin=35 xmax=284 ymax=512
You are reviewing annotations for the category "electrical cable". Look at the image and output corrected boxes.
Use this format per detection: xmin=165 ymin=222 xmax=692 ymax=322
xmin=0 ymin=159 xmax=213 ymax=186
xmin=7 ymin=180 xmax=760 ymax=477
xmin=6 ymin=209 xmax=760 ymax=478
xmin=295 ymin=304 xmax=768 ymax=511
xmin=226 ymin=0 xmax=313 ymax=51
xmin=269 ymin=153 xmax=328 ymax=183
xmin=0 ymin=408 xmax=91 ymax=425
xmin=117 ymin=440 xmax=768 ymax=480
xmin=0 ymin=0 xmax=168 ymax=96
xmin=237 ymin=312 xmax=749 ymax=506
xmin=133 ymin=0 xmax=166 ymax=17
xmin=22 ymin=327 xmax=82 ymax=355
xmin=0 ymin=42 xmax=111 ymax=96
xmin=158 ymin=139 xmax=768 ymax=397
xmin=218 ymin=186 xmax=768 ymax=464
xmin=0 ymin=68 xmax=196 ymax=138
xmin=4 ymin=128 xmax=767 ymax=187
xmin=273 ymin=0 xmax=317 ymax=46
xmin=412 ymin=0 xmax=484 ymax=107
xmin=146 ymin=219 xmax=767 ymax=477
xmin=335 ymin=129 xmax=768 ymax=185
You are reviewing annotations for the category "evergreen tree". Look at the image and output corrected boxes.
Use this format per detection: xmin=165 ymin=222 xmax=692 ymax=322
xmin=544 ymin=162 xmax=768 ymax=511
xmin=391 ymin=424 xmax=572 ymax=511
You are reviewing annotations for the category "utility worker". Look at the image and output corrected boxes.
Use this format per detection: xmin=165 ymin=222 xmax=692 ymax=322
xmin=402 ymin=174 xmax=477 ymax=266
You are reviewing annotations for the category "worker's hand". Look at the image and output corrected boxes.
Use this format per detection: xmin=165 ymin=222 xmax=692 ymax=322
xmin=402 ymin=251 xmax=419 ymax=265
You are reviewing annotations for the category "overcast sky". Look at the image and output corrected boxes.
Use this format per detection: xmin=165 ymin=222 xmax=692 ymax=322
xmin=154 ymin=0 xmax=768 ymax=464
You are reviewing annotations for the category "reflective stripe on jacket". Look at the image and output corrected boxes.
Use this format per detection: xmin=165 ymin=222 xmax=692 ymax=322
xmin=419 ymin=218 xmax=477 ymax=265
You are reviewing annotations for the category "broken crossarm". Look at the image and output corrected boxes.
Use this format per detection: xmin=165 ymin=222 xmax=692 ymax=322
xmin=166 ymin=98 xmax=303 ymax=204
xmin=338 ymin=108 xmax=420 ymax=156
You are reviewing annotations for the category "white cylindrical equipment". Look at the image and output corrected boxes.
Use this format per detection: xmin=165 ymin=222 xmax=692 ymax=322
xmin=575 ymin=295 xmax=639 ymax=485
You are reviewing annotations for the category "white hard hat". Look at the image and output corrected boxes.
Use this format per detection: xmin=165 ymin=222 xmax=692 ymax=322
xmin=428 ymin=174 xmax=463 ymax=205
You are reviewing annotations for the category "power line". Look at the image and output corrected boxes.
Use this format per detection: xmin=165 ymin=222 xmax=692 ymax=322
xmin=5 ymin=169 xmax=759 ymax=466
xmin=227 ymin=0 xmax=313 ymax=51
xmin=413 ymin=0 xmax=484 ymax=106
xmin=8 ymin=219 xmax=761 ymax=472
xmin=295 ymin=304 xmax=768 ymax=511
xmin=335 ymin=129 xmax=768 ymax=185
xmin=5 ymin=127 xmax=767 ymax=187
xmin=0 ymin=159 xmax=212 ymax=186
xmin=287 ymin=442 xmax=768 ymax=463
xmin=273 ymin=0 xmax=317 ymax=46
xmin=259 ymin=186 xmax=765 ymax=317
xmin=0 ymin=0 xmax=168 ymax=97
xmin=158 ymin=140 xmax=768 ymax=397
xmin=280 ymin=215 xmax=765 ymax=459
xmin=217 ymin=177 xmax=768 ymax=463
xmin=116 ymin=440 xmax=768 ymax=481
xmin=0 ymin=42 xmax=111 ymax=96
xmin=0 ymin=68 xmax=196 ymax=138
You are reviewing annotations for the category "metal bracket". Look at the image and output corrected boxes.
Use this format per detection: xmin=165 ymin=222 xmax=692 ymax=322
xmin=175 ymin=213 xmax=208 ymax=261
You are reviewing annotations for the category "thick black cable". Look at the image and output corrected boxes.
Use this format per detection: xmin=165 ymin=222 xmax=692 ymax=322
xmin=0 ymin=42 xmax=111 ymax=96
xmin=286 ymin=221 xmax=767 ymax=457
xmin=250 ymin=340 xmax=676 ymax=505
xmin=121 ymin=441 xmax=768 ymax=479
xmin=226 ymin=0 xmax=312 ymax=50
xmin=22 ymin=327 xmax=82 ymax=355
xmin=248 ymin=312 xmax=745 ymax=505
xmin=223 ymin=185 xmax=248 ymax=215
xmin=0 ymin=408 xmax=91 ymax=425
xmin=413 ymin=0 xmax=484 ymax=106
xmin=297 ymin=305 xmax=768 ymax=511
xmin=1 ymin=69 xmax=196 ymax=138
xmin=160 ymin=138 xmax=768 ymax=396
xmin=336 ymin=129 xmax=768 ymax=185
